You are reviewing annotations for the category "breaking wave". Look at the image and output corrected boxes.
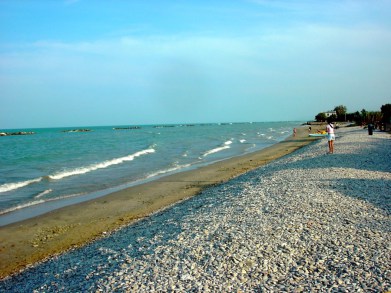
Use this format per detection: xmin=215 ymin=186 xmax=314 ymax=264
xmin=0 ymin=192 xmax=86 ymax=216
xmin=202 ymin=140 xmax=232 ymax=157
xmin=0 ymin=148 xmax=156 ymax=193
xmin=146 ymin=163 xmax=192 ymax=179
xmin=48 ymin=148 xmax=155 ymax=180
xmin=0 ymin=178 xmax=43 ymax=193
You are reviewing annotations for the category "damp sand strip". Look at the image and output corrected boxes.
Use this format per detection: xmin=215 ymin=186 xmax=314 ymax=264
xmin=0 ymin=125 xmax=322 ymax=278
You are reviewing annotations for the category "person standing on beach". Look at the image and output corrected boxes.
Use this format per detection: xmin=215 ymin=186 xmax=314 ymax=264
xmin=326 ymin=119 xmax=335 ymax=154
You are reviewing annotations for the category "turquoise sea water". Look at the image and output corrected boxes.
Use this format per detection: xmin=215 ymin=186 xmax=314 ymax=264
xmin=0 ymin=122 xmax=300 ymax=225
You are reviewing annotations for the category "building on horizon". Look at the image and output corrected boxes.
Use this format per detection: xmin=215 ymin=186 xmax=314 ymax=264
xmin=323 ymin=110 xmax=337 ymax=118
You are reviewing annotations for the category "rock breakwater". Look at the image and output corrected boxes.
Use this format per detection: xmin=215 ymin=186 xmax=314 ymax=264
xmin=0 ymin=131 xmax=35 ymax=136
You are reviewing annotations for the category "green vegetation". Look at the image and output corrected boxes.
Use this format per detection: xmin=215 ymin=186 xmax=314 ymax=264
xmin=315 ymin=103 xmax=391 ymax=128
xmin=315 ymin=112 xmax=327 ymax=122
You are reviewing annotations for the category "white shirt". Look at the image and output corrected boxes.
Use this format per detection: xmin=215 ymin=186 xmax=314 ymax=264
xmin=326 ymin=123 xmax=334 ymax=134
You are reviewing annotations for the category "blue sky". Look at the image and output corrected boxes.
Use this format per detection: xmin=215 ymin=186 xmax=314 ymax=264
xmin=1 ymin=0 xmax=390 ymax=128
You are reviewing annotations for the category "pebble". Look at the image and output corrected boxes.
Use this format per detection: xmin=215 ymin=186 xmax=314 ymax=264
xmin=0 ymin=127 xmax=390 ymax=292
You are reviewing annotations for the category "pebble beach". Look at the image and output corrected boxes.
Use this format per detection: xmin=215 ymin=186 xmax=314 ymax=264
xmin=1 ymin=126 xmax=390 ymax=292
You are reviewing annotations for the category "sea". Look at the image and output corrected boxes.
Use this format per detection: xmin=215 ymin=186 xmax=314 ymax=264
xmin=0 ymin=121 xmax=300 ymax=225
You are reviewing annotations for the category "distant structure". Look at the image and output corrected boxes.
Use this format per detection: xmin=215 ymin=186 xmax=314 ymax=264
xmin=0 ymin=131 xmax=35 ymax=136
xmin=61 ymin=129 xmax=92 ymax=133
xmin=323 ymin=110 xmax=337 ymax=118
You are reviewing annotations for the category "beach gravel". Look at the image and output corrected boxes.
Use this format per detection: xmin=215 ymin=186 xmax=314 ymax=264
xmin=1 ymin=127 xmax=390 ymax=292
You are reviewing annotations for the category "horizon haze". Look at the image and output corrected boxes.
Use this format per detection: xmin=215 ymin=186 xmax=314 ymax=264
xmin=1 ymin=0 xmax=390 ymax=129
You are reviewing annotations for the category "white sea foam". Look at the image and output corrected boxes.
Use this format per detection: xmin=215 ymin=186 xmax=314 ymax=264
xmin=35 ymin=189 xmax=53 ymax=199
xmin=49 ymin=148 xmax=156 ymax=180
xmin=0 ymin=199 xmax=46 ymax=215
xmin=202 ymin=141 xmax=232 ymax=157
xmin=0 ymin=177 xmax=43 ymax=193
xmin=0 ymin=192 xmax=85 ymax=215
xmin=146 ymin=163 xmax=192 ymax=179
xmin=240 ymin=139 xmax=246 ymax=143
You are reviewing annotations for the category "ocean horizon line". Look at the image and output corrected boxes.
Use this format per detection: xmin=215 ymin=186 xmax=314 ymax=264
xmin=0 ymin=120 xmax=307 ymax=132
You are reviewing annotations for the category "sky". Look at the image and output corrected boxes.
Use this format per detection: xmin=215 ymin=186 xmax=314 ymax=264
xmin=1 ymin=0 xmax=391 ymax=129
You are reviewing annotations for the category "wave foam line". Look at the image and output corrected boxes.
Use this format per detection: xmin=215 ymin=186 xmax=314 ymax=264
xmin=0 ymin=192 xmax=85 ymax=216
xmin=146 ymin=163 xmax=192 ymax=179
xmin=35 ymin=189 xmax=53 ymax=199
xmin=0 ymin=178 xmax=43 ymax=193
xmin=49 ymin=148 xmax=156 ymax=180
xmin=202 ymin=140 xmax=232 ymax=157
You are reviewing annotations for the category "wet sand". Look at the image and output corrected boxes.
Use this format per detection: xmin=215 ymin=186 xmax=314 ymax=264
xmin=0 ymin=125 xmax=321 ymax=278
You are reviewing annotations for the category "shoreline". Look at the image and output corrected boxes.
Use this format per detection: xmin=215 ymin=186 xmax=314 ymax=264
xmin=0 ymin=122 xmax=298 ymax=226
xmin=0 ymin=125 xmax=322 ymax=278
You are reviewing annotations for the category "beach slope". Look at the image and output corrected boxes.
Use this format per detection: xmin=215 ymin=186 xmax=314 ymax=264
xmin=0 ymin=126 xmax=319 ymax=278
xmin=0 ymin=126 xmax=389 ymax=291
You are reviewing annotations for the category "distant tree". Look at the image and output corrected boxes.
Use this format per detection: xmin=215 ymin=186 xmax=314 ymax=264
xmin=381 ymin=103 xmax=391 ymax=123
xmin=346 ymin=111 xmax=362 ymax=125
xmin=334 ymin=105 xmax=347 ymax=121
xmin=368 ymin=111 xmax=382 ymax=123
xmin=360 ymin=110 xmax=382 ymax=124
xmin=317 ymin=103 xmax=390 ymax=126
xmin=315 ymin=112 xmax=327 ymax=122
xmin=361 ymin=109 xmax=367 ymax=123
xmin=328 ymin=114 xmax=338 ymax=122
